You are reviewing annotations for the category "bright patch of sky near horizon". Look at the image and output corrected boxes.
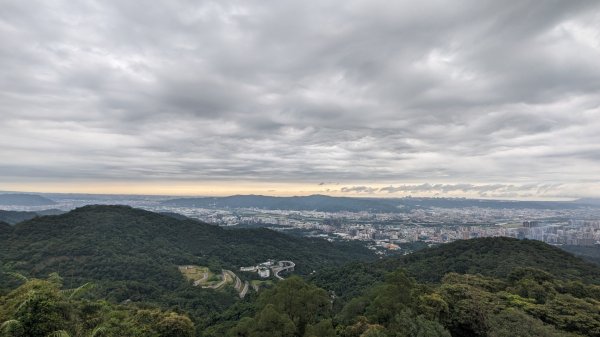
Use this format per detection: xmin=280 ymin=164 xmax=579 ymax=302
xmin=1 ymin=0 xmax=600 ymax=199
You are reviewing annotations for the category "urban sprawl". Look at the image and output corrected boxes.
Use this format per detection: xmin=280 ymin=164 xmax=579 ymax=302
xmin=151 ymin=206 xmax=600 ymax=250
xmin=9 ymin=197 xmax=600 ymax=251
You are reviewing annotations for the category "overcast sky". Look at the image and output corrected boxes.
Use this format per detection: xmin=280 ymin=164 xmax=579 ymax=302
xmin=1 ymin=0 xmax=600 ymax=198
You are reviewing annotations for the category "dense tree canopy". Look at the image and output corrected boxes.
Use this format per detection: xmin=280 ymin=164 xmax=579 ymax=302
xmin=2 ymin=207 xmax=600 ymax=337
xmin=0 ymin=275 xmax=195 ymax=337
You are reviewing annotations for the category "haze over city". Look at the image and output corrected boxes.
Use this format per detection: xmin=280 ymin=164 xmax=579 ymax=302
xmin=2 ymin=1 xmax=600 ymax=199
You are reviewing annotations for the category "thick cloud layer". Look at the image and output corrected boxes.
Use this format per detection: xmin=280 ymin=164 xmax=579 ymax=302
xmin=1 ymin=1 xmax=599 ymax=198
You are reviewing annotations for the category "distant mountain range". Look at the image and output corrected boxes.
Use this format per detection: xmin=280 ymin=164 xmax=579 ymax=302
xmin=161 ymin=194 xmax=402 ymax=212
xmin=2 ymin=191 xmax=598 ymax=212
xmin=0 ymin=193 xmax=57 ymax=206
xmin=574 ymin=198 xmax=600 ymax=206
xmin=161 ymin=194 xmax=593 ymax=212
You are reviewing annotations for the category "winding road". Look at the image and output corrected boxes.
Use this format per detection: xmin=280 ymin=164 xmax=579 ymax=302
xmin=240 ymin=281 xmax=249 ymax=298
xmin=272 ymin=261 xmax=295 ymax=280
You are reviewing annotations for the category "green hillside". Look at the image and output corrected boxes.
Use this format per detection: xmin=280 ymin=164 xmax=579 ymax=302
xmin=3 ymin=207 xmax=600 ymax=337
xmin=311 ymin=237 xmax=600 ymax=302
xmin=562 ymin=245 xmax=600 ymax=267
xmin=0 ymin=210 xmax=38 ymax=225
xmin=0 ymin=276 xmax=197 ymax=337
xmin=296 ymin=238 xmax=600 ymax=337
xmin=0 ymin=221 xmax=11 ymax=235
xmin=0 ymin=209 xmax=64 ymax=225
xmin=0 ymin=206 xmax=374 ymax=299
xmin=397 ymin=237 xmax=600 ymax=283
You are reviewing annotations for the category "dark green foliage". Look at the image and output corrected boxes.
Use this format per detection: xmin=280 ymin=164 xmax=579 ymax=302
xmin=487 ymin=308 xmax=577 ymax=337
xmin=0 ymin=222 xmax=11 ymax=235
xmin=507 ymin=268 xmax=556 ymax=304
xmin=3 ymin=206 xmax=600 ymax=337
xmin=0 ymin=276 xmax=196 ymax=337
xmin=388 ymin=312 xmax=451 ymax=337
xmin=394 ymin=237 xmax=600 ymax=283
xmin=357 ymin=325 xmax=387 ymax=337
xmin=0 ymin=206 xmax=374 ymax=296
xmin=0 ymin=212 xmax=36 ymax=226
xmin=0 ymin=210 xmax=63 ymax=225
xmin=438 ymin=280 xmax=493 ymax=336
xmin=308 ymin=262 xmax=386 ymax=303
xmin=310 ymin=237 xmax=600 ymax=302
xmin=308 ymin=238 xmax=600 ymax=337
xmin=303 ymin=319 xmax=336 ymax=337
xmin=12 ymin=286 xmax=65 ymax=337
xmin=228 ymin=277 xmax=331 ymax=337
xmin=364 ymin=271 xmax=417 ymax=325
xmin=156 ymin=312 xmax=196 ymax=337
xmin=5 ymin=267 xmax=593 ymax=337
xmin=333 ymin=270 xmax=452 ymax=337
xmin=257 ymin=277 xmax=331 ymax=335
xmin=0 ymin=206 xmax=374 ymax=332
xmin=435 ymin=272 xmax=599 ymax=337
xmin=245 ymin=304 xmax=296 ymax=337
xmin=562 ymin=245 xmax=600 ymax=267
xmin=331 ymin=269 xmax=596 ymax=337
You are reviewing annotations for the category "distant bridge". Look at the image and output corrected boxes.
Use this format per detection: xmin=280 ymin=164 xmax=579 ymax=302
xmin=272 ymin=260 xmax=295 ymax=280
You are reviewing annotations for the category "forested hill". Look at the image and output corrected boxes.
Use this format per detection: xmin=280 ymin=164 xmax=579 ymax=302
xmin=3 ymin=209 xmax=600 ymax=337
xmin=216 ymin=238 xmax=600 ymax=336
xmin=0 ymin=209 xmax=64 ymax=225
xmin=0 ymin=205 xmax=375 ymax=300
xmin=0 ymin=221 xmax=11 ymax=235
xmin=562 ymin=245 xmax=600 ymax=267
xmin=311 ymin=237 xmax=600 ymax=301
xmin=396 ymin=237 xmax=600 ymax=282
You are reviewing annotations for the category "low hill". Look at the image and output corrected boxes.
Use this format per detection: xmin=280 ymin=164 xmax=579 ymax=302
xmin=575 ymin=198 xmax=600 ymax=206
xmin=311 ymin=237 xmax=600 ymax=300
xmin=0 ymin=221 xmax=11 ymax=235
xmin=0 ymin=209 xmax=64 ymax=224
xmin=395 ymin=237 xmax=600 ymax=282
xmin=0 ymin=193 xmax=57 ymax=206
xmin=562 ymin=245 xmax=600 ymax=267
xmin=0 ymin=205 xmax=375 ymax=302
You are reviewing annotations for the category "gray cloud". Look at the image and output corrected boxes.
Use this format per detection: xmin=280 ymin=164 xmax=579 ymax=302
xmin=1 ymin=0 xmax=600 ymax=197
xmin=341 ymin=186 xmax=379 ymax=194
xmin=373 ymin=183 xmax=565 ymax=198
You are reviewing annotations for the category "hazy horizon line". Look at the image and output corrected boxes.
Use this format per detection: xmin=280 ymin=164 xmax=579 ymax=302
xmin=0 ymin=188 xmax=585 ymax=202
